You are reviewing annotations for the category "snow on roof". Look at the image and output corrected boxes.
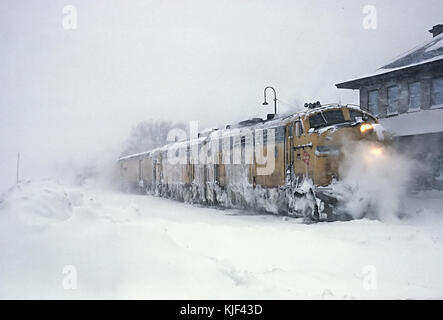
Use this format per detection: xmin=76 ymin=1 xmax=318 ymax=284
xmin=337 ymin=33 xmax=443 ymax=87
xmin=382 ymin=33 xmax=443 ymax=69
xmin=379 ymin=107 xmax=443 ymax=137
xmin=118 ymin=104 xmax=362 ymax=161
xmin=118 ymin=150 xmax=150 ymax=162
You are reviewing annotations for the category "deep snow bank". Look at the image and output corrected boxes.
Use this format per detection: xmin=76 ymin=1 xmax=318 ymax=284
xmin=0 ymin=180 xmax=83 ymax=227
xmin=0 ymin=180 xmax=443 ymax=299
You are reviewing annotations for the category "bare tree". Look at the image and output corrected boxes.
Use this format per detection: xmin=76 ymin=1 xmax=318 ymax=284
xmin=120 ymin=120 xmax=186 ymax=156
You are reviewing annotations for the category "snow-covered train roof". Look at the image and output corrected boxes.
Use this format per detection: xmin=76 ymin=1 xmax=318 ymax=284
xmin=118 ymin=104 xmax=362 ymax=162
xmin=118 ymin=150 xmax=151 ymax=161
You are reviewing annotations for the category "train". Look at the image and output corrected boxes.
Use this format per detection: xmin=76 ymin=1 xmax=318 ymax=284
xmin=118 ymin=103 xmax=390 ymax=222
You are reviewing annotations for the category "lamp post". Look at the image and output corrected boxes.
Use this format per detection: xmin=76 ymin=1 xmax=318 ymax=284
xmin=262 ymin=86 xmax=277 ymax=115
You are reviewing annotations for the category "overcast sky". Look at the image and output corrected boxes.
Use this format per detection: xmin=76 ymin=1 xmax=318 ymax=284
xmin=1 ymin=0 xmax=442 ymax=190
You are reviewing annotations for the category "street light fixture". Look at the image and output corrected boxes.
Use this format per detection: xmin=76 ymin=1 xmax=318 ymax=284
xmin=262 ymin=86 xmax=277 ymax=116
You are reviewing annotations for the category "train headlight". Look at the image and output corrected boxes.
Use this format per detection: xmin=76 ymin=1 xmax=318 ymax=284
xmin=370 ymin=147 xmax=383 ymax=156
xmin=360 ymin=123 xmax=373 ymax=134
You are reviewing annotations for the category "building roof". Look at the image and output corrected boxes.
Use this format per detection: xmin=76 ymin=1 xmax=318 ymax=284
xmin=336 ymin=33 xmax=443 ymax=89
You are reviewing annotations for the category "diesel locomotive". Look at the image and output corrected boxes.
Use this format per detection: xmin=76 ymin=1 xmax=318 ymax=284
xmin=118 ymin=103 xmax=390 ymax=221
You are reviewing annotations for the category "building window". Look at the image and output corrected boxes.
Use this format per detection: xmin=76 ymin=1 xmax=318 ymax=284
xmin=368 ymin=90 xmax=378 ymax=115
xmin=387 ymin=85 xmax=399 ymax=114
xmin=431 ymin=77 xmax=443 ymax=107
xmin=408 ymin=82 xmax=421 ymax=111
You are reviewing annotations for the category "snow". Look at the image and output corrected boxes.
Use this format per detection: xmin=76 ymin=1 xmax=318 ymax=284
xmin=378 ymin=108 xmax=443 ymax=137
xmin=1 ymin=180 xmax=443 ymax=299
xmin=372 ymin=123 xmax=385 ymax=140
xmin=383 ymin=33 xmax=443 ymax=68
xmin=425 ymin=39 xmax=443 ymax=52
xmin=338 ymin=55 xmax=443 ymax=85
xmin=337 ymin=33 xmax=443 ymax=86
xmin=334 ymin=142 xmax=413 ymax=221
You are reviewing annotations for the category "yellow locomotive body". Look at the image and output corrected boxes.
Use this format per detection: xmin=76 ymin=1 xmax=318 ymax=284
xmin=119 ymin=104 xmax=388 ymax=221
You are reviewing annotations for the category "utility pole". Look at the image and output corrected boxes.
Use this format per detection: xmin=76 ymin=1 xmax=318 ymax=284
xmin=16 ymin=152 xmax=20 ymax=184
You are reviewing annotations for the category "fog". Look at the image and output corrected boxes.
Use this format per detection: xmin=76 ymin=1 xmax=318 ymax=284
xmin=1 ymin=0 xmax=442 ymax=191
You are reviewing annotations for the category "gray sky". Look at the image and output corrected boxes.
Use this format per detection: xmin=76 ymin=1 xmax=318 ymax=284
xmin=1 ymin=0 xmax=442 ymax=190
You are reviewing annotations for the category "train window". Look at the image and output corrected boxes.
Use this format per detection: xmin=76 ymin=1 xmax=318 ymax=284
xmin=309 ymin=110 xmax=345 ymax=129
xmin=275 ymin=127 xmax=285 ymax=142
xmin=349 ymin=110 xmax=375 ymax=123
xmin=275 ymin=144 xmax=278 ymax=159
xmin=219 ymin=138 xmax=222 ymax=153
xmin=230 ymin=136 xmax=234 ymax=164
xmin=252 ymin=132 xmax=256 ymax=162
xmin=287 ymin=124 xmax=293 ymax=137
xmin=263 ymin=130 xmax=267 ymax=146
xmin=349 ymin=110 xmax=362 ymax=122
xmin=309 ymin=113 xmax=326 ymax=129
xmin=295 ymin=121 xmax=303 ymax=136
xmin=241 ymin=136 xmax=245 ymax=164
xmin=323 ymin=110 xmax=345 ymax=124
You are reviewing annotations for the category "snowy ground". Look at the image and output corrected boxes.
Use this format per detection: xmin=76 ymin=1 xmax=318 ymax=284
xmin=0 ymin=180 xmax=442 ymax=299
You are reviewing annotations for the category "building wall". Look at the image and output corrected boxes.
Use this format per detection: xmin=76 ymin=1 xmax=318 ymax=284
xmin=395 ymin=132 xmax=443 ymax=190
xmin=358 ymin=62 xmax=443 ymax=118
xmin=355 ymin=61 xmax=443 ymax=189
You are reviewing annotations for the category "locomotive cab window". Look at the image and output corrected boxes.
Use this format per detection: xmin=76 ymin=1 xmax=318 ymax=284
xmin=349 ymin=110 xmax=375 ymax=123
xmin=309 ymin=110 xmax=346 ymax=130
